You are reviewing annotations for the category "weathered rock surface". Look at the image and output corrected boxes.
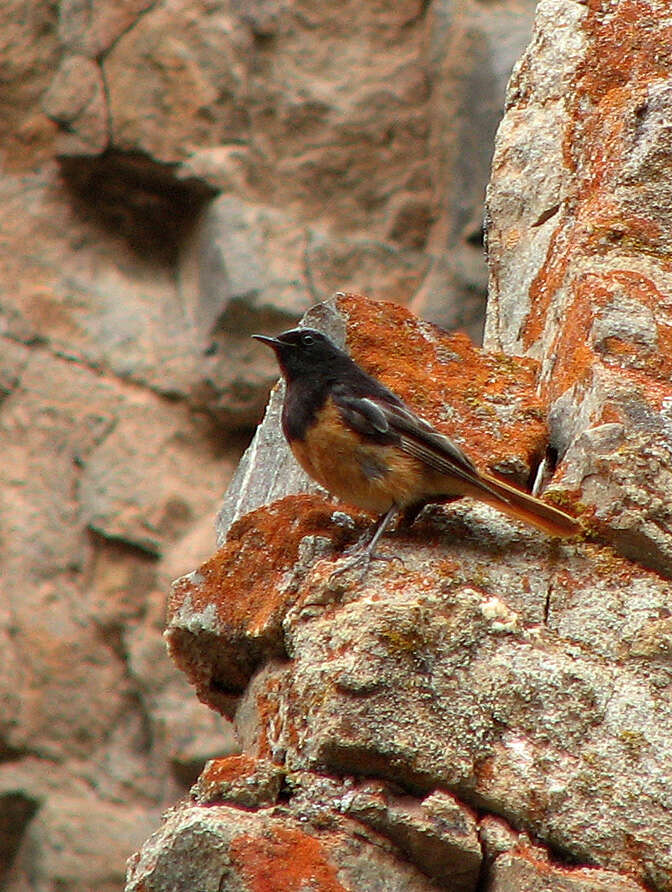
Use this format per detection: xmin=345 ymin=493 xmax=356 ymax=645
xmin=2 ymin=1 xmax=538 ymax=886
xmin=126 ymin=796 xmax=445 ymax=892
xmin=161 ymin=285 xmax=670 ymax=891
xmin=128 ymin=754 xmax=648 ymax=892
xmin=485 ymin=0 xmax=672 ymax=578
xmin=135 ymin=2 xmax=672 ymax=888
xmin=7 ymin=0 xmax=672 ymax=889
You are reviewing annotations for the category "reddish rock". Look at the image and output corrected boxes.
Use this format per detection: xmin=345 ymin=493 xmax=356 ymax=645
xmin=3 ymin=0 xmax=671 ymax=890
xmin=171 ymin=294 xmax=574 ymax=729
xmin=228 ymin=826 xmax=347 ymax=892
xmin=126 ymin=797 xmax=444 ymax=892
xmin=486 ymin=0 xmax=672 ymax=576
xmin=167 ymin=494 xmax=370 ymax=715
xmin=338 ymin=292 xmax=551 ymax=480
xmin=192 ymin=755 xmax=284 ymax=808
xmin=165 ymin=279 xmax=672 ymax=892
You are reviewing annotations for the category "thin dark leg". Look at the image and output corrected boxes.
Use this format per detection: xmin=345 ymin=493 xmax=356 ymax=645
xmin=365 ymin=504 xmax=399 ymax=556
xmin=329 ymin=505 xmax=399 ymax=580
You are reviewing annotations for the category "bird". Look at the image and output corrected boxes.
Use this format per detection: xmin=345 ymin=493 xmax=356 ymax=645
xmin=253 ymin=327 xmax=580 ymax=573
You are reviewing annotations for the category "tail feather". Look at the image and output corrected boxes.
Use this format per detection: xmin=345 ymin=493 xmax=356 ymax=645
xmin=474 ymin=473 xmax=580 ymax=538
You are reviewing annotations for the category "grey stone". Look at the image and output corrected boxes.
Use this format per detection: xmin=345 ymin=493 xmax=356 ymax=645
xmin=126 ymin=800 xmax=441 ymax=892
xmin=346 ymin=785 xmax=482 ymax=890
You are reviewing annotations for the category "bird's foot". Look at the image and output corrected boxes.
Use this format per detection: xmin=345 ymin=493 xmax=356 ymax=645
xmin=327 ymin=505 xmax=403 ymax=585
xmin=328 ymin=544 xmax=403 ymax=585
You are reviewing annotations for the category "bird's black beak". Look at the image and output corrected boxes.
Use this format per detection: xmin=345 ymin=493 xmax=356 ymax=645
xmin=252 ymin=334 xmax=282 ymax=349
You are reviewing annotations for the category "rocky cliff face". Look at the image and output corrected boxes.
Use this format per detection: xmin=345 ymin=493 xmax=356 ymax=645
xmin=130 ymin=1 xmax=672 ymax=891
xmin=0 ymin=0 xmax=535 ymax=890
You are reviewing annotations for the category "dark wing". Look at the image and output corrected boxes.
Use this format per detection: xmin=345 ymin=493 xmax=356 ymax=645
xmin=332 ymin=383 xmax=505 ymax=498
xmin=334 ymin=389 xmax=398 ymax=441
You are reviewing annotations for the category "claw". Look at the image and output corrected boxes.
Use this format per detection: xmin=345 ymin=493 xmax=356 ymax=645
xmin=328 ymin=505 xmax=401 ymax=583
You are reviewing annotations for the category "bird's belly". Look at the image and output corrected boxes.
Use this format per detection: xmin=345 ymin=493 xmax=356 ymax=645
xmin=289 ymin=403 xmax=424 ymax=514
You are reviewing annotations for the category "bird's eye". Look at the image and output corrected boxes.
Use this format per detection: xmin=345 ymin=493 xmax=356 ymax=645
xmin=301 ymin=332 xmax=315 ymax=346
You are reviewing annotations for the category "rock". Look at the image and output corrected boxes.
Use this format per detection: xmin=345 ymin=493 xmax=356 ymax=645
xmin=125 ymin=590 xmax=240 ymax=789
xmin=0 ymin=790 xmax=39 ymax=886
xmin=305 ymin=229 xmax=429 ymax=307
xmin=485 ymin=0 xmax=672 ymax=576
xmin=41 ymin=54 xmax=108 ymax=154
xmin=126 ymin=798 xmax=443 ymax=892
xmin=244 ymin=545 xmax=671 ymax=890
xmin=0 ymin=341 xmax=240 ymax=883
xmin=345 ymin=784 xmax=481 ymax=890
xmin=192 ymin=755 xmax=284 ymax=808
xmin=79 ymin=397 xmax=231 ymax=557
xmin=0 ymin=0 xmax=60 ymax=168
xmin=53 ymin=0 xmax=536 ymax=339
xmin=165 ymin=279 xmax=672 ymax=891
xmin=168 ymin=494 xmax=370 ymax=716
xmin=181 ymin=194 xmax=311 ymax=343
xmin=412 ymin=0 xmax=538 ymax=340
xmin=488 ymin=846 xmax=648 ymax=892
xmin=0 ymin=166 xmax=204 ymax=399
xmin=58 ymin=0 xmax=157 ymax=58
xmin=7 ymin=0 xmax=670 ymax=889
xmin=103 ymin=0 xmax=251 ymax=163
xmin=0 ymin=0 xmax=546 ymax=887
xmin=178 ymin=192 xmax=316 ymax=426
xmin=127 ymin=767 xmax=478 ymax=892
xmin=7 ymin=789 xmax=155 ymax=892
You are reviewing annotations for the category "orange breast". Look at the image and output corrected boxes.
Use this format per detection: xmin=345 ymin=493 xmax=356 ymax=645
xmin=289 ymin=398 xmax=431 ymax=514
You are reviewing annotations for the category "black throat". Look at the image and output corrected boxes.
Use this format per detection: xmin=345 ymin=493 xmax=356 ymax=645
xmin=281 ymin=374 xmax=331 ymax=442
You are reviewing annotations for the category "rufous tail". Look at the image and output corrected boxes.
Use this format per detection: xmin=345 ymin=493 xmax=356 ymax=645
xmin=475 ymin=472 xmax=580 ymax=538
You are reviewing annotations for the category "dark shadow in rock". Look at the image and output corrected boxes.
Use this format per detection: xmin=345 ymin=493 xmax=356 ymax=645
xmin=59 ymin=150 xmax=216 ymax=265
xmin=0 ymin=791 xmax=40 ymax=885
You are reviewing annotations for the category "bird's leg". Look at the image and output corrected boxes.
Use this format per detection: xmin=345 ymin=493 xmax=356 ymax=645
xmin=365 ymin=504 xmax=399 ymax=556
xmin=329 ymin=505 xmax=399 ymax=580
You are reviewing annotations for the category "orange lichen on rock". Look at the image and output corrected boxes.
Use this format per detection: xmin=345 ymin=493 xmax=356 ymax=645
xmin=568 ymin=0 xmax=672 ymax=187
xmin=579 ymin=0 xmax=672 ymax=110
xmin=523 ymin=0 xmax=672 ymax=351
xmin=337 ymin=292 xmax=548 ymax=478
xmin=199 ymin=754 xmax=260 ymax=786
xmin=166 ymin=493 xmax=368 ymax=714
xmin=229 ymin=826 xmax=347 ymax=892
xmin=171 ymin=493 xmax=364 ymax=635
xmin=541 ymin=274 xmax=598 ymax=402
xmin=543 ymin=269 xmax=672 ymax=403
xmin=193 ymin=754 xmax=285 ymax=808
xmin=168 ymin=293 xmax=587 ymax=718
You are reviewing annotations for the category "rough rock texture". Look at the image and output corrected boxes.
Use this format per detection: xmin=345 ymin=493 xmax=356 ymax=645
xmin=161 ymin=290 xmax=665 ymax=892
xmin=485 ymin=0 xmax=672 ymax=577
xmin=128 ymin=2 xmax=672 ymax=890
xmin=0 ymin=1 xmax=536 ymax=887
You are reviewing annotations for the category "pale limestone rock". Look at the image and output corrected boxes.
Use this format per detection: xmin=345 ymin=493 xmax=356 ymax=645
xmin=126 ymin=799 xmax=443 ymax=892
xmin=485 ymin=0 xmax=672 ymax=577
xmin=41 ymin=54 xmax=108 ymax=153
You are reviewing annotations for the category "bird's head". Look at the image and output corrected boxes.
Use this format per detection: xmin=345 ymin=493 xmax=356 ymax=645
xmin=252 ymin=328 xmax=347 ymax=381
